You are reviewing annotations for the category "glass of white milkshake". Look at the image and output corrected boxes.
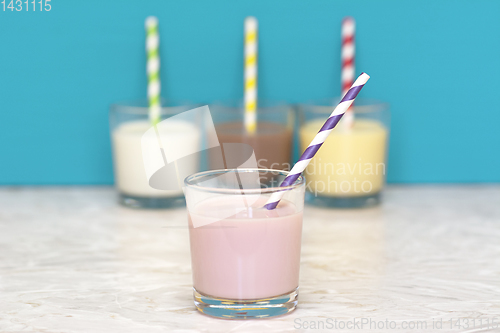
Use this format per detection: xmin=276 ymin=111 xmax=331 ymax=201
xmin=298 ymin=99 xmax=390 ymax=208
xmin=110 ymin=101 xmax=201 ymax=209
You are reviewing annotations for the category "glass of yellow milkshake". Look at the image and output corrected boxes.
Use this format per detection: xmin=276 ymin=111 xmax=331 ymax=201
xmin=298 ymin=99 xmax=390 ymax=208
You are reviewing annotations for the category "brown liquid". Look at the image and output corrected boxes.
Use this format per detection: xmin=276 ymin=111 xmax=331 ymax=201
xmin=212 ymin=122 xmax=292 ymax=171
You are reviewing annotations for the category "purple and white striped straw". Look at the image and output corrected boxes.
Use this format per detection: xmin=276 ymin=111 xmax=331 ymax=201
xmin=264 ymin=72 xmax=370 ymax=210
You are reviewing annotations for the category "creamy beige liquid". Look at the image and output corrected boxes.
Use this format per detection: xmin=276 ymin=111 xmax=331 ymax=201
xmin=299 ymin=119 xmax=388 ymax=197
xmin=112 ymin=120 xmax=200 ymax=197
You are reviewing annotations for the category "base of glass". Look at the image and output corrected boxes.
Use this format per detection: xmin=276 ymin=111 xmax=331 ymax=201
xmin=193 ymin=287 xmax=298 ymax=319
xmin=306 ymin=191 xmax=381 ymax=208
xmin=119 ymin=193 xmax=185 ymax=209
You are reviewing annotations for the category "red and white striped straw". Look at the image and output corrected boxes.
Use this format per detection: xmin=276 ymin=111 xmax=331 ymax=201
xmin=341 ymin=17 xmax=355 ymax=128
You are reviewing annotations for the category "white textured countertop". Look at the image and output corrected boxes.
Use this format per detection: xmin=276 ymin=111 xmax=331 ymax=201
xmin=0 ymin=186 xmax=499 ymax=332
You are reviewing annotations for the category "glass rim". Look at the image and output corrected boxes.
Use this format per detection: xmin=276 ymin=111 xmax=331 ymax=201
xmin=209 ymin=99 xmax=292 ymax=113
xmin=184 ymin=168 xmax=305 ymax=195
xmin=110 ymin=100 xmax=199 ymax=115
xmin=298 ymin=98 xmax=389 ymax=115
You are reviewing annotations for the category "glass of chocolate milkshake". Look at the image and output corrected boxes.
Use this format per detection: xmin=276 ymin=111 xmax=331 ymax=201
xmin=209 ymin=101 xmax=294 ymax=171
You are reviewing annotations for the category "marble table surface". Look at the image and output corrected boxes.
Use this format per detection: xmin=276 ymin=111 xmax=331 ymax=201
xmin=0 ymin=186 xmax=499 ymax=332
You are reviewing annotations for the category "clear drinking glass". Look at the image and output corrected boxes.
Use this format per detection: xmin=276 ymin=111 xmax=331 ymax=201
xmin=298 ymin=99 xmax=390 ymax=208
xmin=209 ymin=101 xmax=294 ymax=171
xmin=184 ymin=168 xmax=305 ymax=319
xmin=109 ymin=100 xmax=200 ymax=209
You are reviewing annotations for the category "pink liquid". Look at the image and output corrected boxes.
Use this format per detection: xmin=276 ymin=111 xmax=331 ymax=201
xmin=188 ymin=196 xmax=303 ymax=300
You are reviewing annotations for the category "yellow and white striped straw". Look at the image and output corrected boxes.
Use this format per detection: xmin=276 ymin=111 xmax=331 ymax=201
xmin=244 ymin=16 xmax=258 ymax=134
xmin=145 ymin=16 xmax=161 ymax=125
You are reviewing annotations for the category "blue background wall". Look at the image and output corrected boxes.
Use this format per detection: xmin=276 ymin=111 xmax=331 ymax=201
xmin=1 ymin=0 xmax=499 ymax=184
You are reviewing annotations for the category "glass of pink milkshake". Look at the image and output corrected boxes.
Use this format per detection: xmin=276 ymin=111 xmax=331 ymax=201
xmin=184 ymin=168 xmax=305 ymax=319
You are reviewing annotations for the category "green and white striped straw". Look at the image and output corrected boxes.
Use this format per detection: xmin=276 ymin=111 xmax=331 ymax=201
xmin=145 ymin=16 xmax=161 ymax=125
